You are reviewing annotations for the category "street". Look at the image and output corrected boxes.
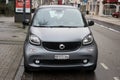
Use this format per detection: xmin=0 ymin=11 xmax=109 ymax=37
xmin=16 ymin=19 xmax=120 ymax=80
xmin=0 ymin=16 xmax=120 ymax=80
xmin=0 ymin=0 xmax=120 ymax=79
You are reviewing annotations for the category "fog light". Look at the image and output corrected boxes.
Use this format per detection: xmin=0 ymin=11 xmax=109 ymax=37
xmin=35 ymin=59 xmax=40 ymax=64
xmin=83 ymin=59 xmax=88 ymax=64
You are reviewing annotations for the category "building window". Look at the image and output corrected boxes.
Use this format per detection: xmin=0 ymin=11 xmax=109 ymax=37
xmin=103 ymin=4 xmax=116 ymax=15
xmin=119 ymin=6 xmax=120 ymax=11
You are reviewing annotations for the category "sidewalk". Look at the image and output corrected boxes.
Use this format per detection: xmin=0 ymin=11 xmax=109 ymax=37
xmin=0 ymin=16 xmax=27 ymax=41
xmin=0 ymin=16 xmax=26 ymax=80
xmin=0 ymin=16 xmax=14 ymax=22
xmin=86 ymin=15 xmax=120 ymax=26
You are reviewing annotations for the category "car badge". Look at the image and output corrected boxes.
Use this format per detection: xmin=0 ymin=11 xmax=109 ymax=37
xmin=59 ymin=44 xmax=65 ymax=50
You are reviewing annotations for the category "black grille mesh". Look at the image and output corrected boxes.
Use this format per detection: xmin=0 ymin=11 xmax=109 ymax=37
xmin=42 ymin=42 xmax=81 ymax=51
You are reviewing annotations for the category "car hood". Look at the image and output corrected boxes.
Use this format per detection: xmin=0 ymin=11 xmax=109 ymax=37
xmin=30 ymin=27 xmax=91 ymax=42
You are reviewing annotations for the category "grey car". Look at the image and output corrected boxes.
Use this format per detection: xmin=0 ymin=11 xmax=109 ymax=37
xmin=23 ymin=5 xmax=98 ymax=72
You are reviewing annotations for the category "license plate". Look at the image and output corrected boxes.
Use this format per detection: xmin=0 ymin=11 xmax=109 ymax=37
xmin=54 ymin=55 xmax=69 ymax=60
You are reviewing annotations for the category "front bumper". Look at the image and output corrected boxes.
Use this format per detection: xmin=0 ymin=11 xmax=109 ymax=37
xmin=24 ymin=42 xmax=98 ymax=70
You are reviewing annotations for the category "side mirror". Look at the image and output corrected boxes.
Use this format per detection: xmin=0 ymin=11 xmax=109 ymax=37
xmin=22 ymin=19 xmax=30 ymax=26
xmin=86 ymin=10 xmax=89 ymax=15
xmin=88 ymin=20 xmax=94 ymax=26
xmin=32 ymin=8 xmax=35 ymax=13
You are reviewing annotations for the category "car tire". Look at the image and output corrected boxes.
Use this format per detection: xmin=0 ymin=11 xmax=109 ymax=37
xmin=24 ymin=66 xmax=31 ymax=73
xmin=24 ymin=61 xmax=31 ymax=73
xmin=86 ymin=63 xmax=97 ymax=72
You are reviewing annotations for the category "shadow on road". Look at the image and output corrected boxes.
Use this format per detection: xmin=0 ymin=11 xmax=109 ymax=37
xmin=22 ymin=70 xmax=97 ymax=80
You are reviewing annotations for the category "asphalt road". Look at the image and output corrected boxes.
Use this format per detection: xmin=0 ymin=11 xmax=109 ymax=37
xmin=92 ymin=19 xmax=120 ymax=32
xmin=15 ymin=21 xmax=120 ymax=80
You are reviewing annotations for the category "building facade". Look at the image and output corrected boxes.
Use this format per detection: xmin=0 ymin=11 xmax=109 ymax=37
xmin=87 ymin=0 xmax=120 ymax=16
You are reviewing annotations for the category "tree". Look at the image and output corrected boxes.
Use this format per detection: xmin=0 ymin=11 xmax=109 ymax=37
xmin=0 ymin=0 xmax=6 ymax=3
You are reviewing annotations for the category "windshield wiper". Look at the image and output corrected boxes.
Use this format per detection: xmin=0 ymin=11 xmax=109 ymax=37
xmin=33 ymin=25 xmax=80 ymax=28
xmin=33 ymin=25 xmax=51 ymax=27
xmin=54 ymin=26 xmax=79 ymax=28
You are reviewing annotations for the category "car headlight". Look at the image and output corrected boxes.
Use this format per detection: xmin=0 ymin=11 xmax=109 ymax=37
xmin=83 ymin=34 xmax=93 ymax=45
xmin=29 ymin=34 xmax=41 ymax=45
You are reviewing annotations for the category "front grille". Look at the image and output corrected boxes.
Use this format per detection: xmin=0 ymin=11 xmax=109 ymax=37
xmin=42 ymin=42 xmax=81 ymax=51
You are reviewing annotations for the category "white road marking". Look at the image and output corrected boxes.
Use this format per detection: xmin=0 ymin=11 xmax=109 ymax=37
xmin=95 ymin=23 xmax=108 ymax=29
xmin=100 ymin=63 xmax=109 ymax=70
xmin=95 ymin=23 xmax=120 ymax=33
xmin=113 ymin=77 xmax=119 ymax=80
xmin=108 ymin=28 xmax=120 ymax=33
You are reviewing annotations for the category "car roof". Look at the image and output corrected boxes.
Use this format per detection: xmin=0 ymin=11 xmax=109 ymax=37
xmin=39 ymin=5 xmax=77 ymax=9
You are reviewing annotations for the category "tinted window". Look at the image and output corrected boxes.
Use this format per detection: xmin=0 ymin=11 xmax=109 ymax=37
xmin=32 ymin=8 xmax=85 ymax=27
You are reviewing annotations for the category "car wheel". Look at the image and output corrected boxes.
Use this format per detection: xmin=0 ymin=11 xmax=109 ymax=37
xmin=24 ymin=61 xmax=31 ymax=73
xmin=24 ymin=66 xmax=31 ymax=73
xmin=86 ymin=63 xmax=97 ymax=72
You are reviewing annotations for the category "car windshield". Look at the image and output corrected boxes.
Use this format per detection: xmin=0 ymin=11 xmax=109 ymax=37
xmin=32 ymin=7 xmax=85 ymax=27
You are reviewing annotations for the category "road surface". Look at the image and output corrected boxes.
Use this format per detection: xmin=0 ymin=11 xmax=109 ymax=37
xmin=14 ymin=20 xmax=120 ymax=80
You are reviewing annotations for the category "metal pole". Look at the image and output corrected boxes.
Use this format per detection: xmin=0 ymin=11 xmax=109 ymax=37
xmin=99 ymin=0 xmax=103 ymax=16
xmin=23 ymin=0 xmax=26 ymax=29
xmin=6 ymin=0 xmax=9 ymax=4
xmin=92 ymin=0 xmax=94 ymax=15
xmin=41 ymin=0 xmax=42 ymax=5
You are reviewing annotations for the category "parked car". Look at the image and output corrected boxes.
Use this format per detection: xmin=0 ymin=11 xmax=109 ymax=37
xmin=23 ymin=5 xmax=98 ymax=72
xmin=112 ymin=12 xmax=120 ymax=18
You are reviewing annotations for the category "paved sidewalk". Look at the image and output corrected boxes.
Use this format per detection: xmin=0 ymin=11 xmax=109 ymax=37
xmin=0 ymin=16 xmax=14 ymax=22
xmin=86 ymin=15 xmax=120 ymax=26
xmin=0 ymin=16 xmax=26 ymax=80
xmin=0 ymin=17 xmax=27 ymax=41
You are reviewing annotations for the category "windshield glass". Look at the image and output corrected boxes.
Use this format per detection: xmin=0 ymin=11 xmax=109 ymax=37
xmin=32 ymin=8 xmax=85 ymax=27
